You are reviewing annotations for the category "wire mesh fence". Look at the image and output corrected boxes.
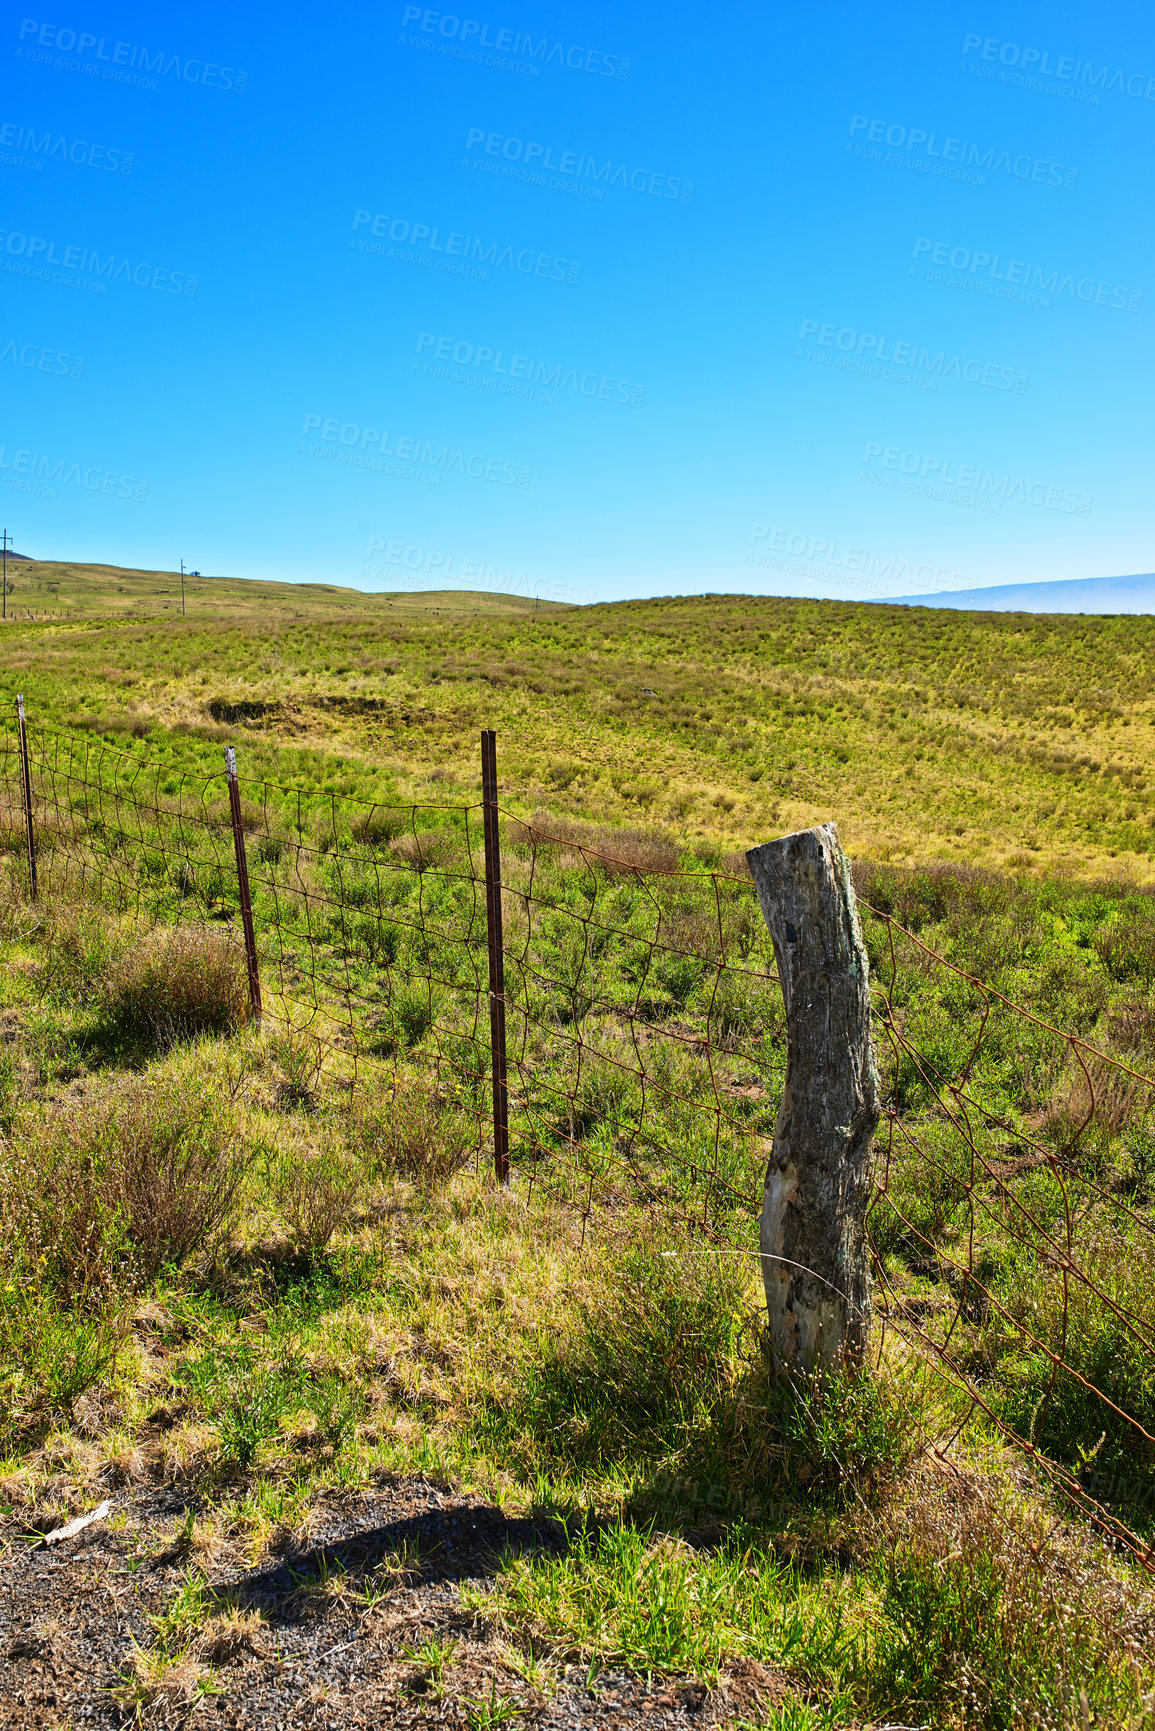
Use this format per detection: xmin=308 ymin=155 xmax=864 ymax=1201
xmin=2 ymin=703 xmax=1153 ymax=1570
xmin=863 ymin=904 xmax=1155 ymax=1566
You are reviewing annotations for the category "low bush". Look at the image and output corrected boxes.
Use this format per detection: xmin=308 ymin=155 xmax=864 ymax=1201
xmin=853 ymin=1473 xmax=1151 ymax=1728
xmin=995 ymin=1220 xmax=1155 ymax=1486
xmin=272 ymin=1129 xmax=360 ymax=1253
xmin=0 ymin=1116 xmax=132 ymax=1437
xmin=521 ymin=815 xmax=681 ymax=877
xmin=0 ymin=1069 xmax=241 ymax=1435
xmin=263 ymin=1027 xmax=323 ymax=1111
xmin=0 ymin=1263 xmax=130 ymax=1442
xmin=348 ymin=1078 xmax=470 ymax=1188
xmin=102 ymin=923 xmax=250 ymax=1045
xmin=390 ymin=829 xmax=462 ymax=873
xmin=764 ymin=1365 xmax=918 ymax=1502
xmin=351 ymin=807 xmax=407 ymax=847
xmin=37 ymin=900 xmax=120 ymax=1002
xmin=9 ymin=1070 xmax=247 ymax=1287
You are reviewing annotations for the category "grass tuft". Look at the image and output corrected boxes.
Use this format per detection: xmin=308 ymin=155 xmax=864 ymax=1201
xmin=101 ymin=922 xmax=250 ymax=1046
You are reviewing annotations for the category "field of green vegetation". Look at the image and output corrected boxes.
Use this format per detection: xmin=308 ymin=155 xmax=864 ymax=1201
xmin=6 ymin=557 xmax=1155 ymax=878
xmin=1 ymin=563 xmax=1154 ymax=1730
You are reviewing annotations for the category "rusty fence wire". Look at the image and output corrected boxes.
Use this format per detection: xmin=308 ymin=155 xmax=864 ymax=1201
xmin=1 ymin=709 xmax=1153 ymax=1569
xmin=862 ymin=903 xmax=1155 ymax=1567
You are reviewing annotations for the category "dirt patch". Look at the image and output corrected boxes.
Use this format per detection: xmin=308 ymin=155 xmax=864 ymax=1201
xmin=0 ymin=1478 xmax=796 ymax=1728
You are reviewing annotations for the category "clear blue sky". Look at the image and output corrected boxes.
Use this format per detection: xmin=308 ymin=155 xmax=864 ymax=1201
xmin=2 ymin=0 xmax=1152 ymax=604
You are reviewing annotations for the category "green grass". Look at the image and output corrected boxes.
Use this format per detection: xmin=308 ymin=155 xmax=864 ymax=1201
xmin=2 ymin=564 xmax=1155 ymax=1728
xmin=4 ymin=558 xmax=1155 ymax=877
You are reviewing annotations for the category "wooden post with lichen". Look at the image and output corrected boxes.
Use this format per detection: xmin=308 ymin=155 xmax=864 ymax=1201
xmin=745 ymin=823 xmax=879 ymax=1375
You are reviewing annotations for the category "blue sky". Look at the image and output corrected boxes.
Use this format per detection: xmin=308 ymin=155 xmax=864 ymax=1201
xmin=1 ymin=0 xmax=1152 ymax=603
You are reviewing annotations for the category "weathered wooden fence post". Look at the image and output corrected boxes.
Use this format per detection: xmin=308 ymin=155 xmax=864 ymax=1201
xmin=16 ymin=694 xmax=37 ymax=900
xmin=481 ymin=729 xmax=510 ymax=1185
xmin=224 ymin=746 xmax=262 ymax=1026
xmin=746 ymin=822 xmax=879 ymax=1374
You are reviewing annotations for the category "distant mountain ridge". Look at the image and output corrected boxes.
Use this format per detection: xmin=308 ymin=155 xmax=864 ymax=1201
xmin=877 ymin=572 xmax=1155 ymax=614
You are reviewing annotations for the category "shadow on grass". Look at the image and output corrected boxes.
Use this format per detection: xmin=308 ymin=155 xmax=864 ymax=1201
xmin=207 ymin=1499 xmax=569 ymax=1629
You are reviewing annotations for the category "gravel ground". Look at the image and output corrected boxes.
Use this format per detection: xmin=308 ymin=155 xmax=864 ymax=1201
xmin=0 ymin=1475 xmax=795 ymax=1729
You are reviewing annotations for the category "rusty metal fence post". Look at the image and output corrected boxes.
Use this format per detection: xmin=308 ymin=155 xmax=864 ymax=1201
xmin=481 ymin=729 xmax=510 ymax=1185
xmin=16 ymin=694 xmax=37 ymax=900
xmin=224 ymin=746 xmax=262 ymax=1026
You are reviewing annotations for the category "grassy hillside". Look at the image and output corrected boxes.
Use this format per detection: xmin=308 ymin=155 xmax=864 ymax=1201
xmin=3 ymin=559 xmax=1155 ymax=878
xmin=2 ymin=562 xmax=1155 ymax=1728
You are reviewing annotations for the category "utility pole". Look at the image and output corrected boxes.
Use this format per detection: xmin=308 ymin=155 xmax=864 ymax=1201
xmin=1 ymin=528 xmax=10 ymax=621
xmin=180 ymin=558 xmax=186 ymax=617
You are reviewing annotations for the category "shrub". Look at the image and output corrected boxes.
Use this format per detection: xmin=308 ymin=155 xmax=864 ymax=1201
xmin=513 ymin=814 xmax=680 ymax=876
xmin=264 ymin=1028 xmax=323 ymax=1111
xmin=215 ymin=1362 xmax=299 ymax=1469
xmin=766 ymin=1366 xmax=916 ymax=1501
xmin=308 ymin=1371 xmax=368 ymax=1452
xmin=0 ymin=1126 xmax=132 ymax=1437
xmin=102 ymin=1075 xmax=248 ymax=1279
xmin=38 ymin=900 xmax=120 ymax=1002
xmin=348 ymin=1079 xmax=470 ymax=1188
xmin=1093 ymin=904 xmax=1155 ymax=985
xmin=351 ymin=807 xmax=406 ymax=847
xmin=390 ymin=829 xmax=461 ymax=873
xmin=994 ymin=1220 xmax=1155 ymax=1485
xmin=10 ymin=1071 xmax=248 ymax=1287
xmin=378 ymin=979 xmax=439 ymax=1051
xmin=565 ymin=1038 xmax=641 ymax=1141
xmin=272 ymin=1130 xmax=359 ymax=1253
xmin=0 ymin=1072 xmax=238 ymax=1435
xmin=0 ymin=1265 xmax=130 ymax=1442
xmin=854 ymin=1475 xmax=1150 ymax=1727
xmin=0 ymin=795 xmax=27 ymax=858
xmin=102 ymin=923 xmax=250 ymax=1045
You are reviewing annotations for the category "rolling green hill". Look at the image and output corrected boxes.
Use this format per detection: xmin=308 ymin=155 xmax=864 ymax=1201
xmin=2 ymin=559 xmax=1154 ymax=879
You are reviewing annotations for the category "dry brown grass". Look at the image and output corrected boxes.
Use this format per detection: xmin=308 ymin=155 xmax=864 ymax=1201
xmin=511 ymin=812 xmax=680 ymax=876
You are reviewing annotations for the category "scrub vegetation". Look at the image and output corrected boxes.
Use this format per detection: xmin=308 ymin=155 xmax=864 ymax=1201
xmin=1 ymin=564 xmax=1154 ymax=1729
xmin=7 ymin=556 xmax=1155 ymax=879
